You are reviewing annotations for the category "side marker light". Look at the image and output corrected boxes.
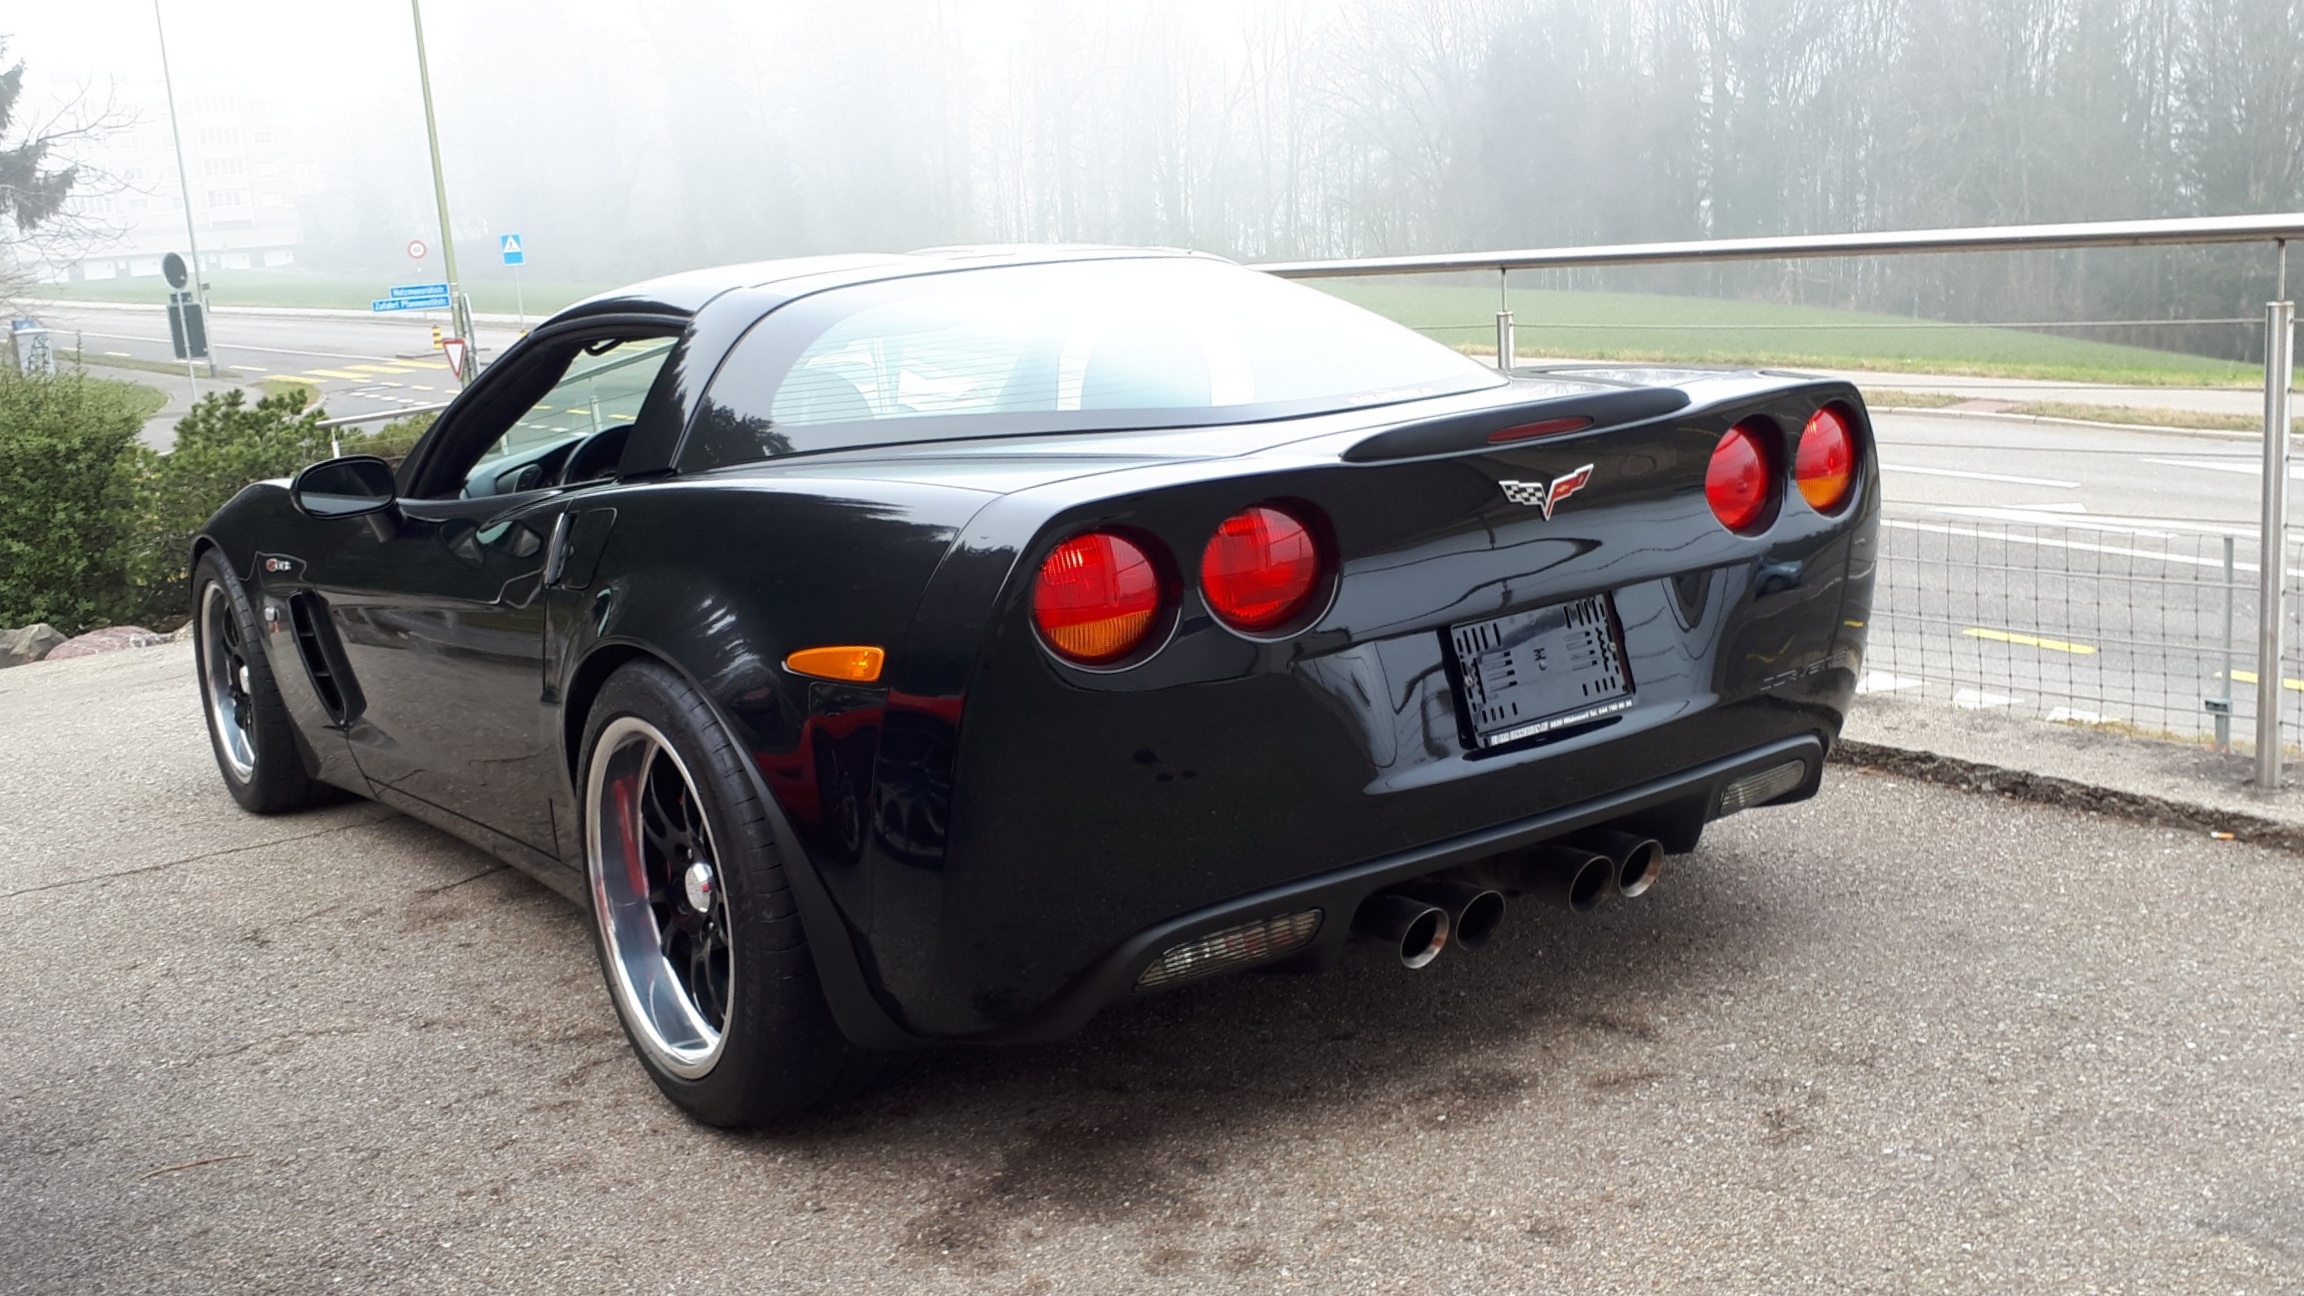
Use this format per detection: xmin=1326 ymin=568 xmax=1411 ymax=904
xmin=784 ymin=645 xmax=885 ymax=683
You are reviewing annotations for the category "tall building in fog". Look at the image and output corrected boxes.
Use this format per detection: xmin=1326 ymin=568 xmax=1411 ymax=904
xmin=36 ymin=80 xmax=312 ymax=283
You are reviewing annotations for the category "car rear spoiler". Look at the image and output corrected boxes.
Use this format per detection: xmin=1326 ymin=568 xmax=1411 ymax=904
xmin=1343 ymin=387 xmax=1690 ymax=463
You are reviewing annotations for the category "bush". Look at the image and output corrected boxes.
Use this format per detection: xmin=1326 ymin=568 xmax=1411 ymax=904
xmin=0 ymin=372 xmax=144 ymax=632
xmin=2 ymin=377 xmax=443 ymax=632
xmin=122 ymin=386 xmax=336 ymax=625
xmin=353 ymin=410 xmax=435 ymax=464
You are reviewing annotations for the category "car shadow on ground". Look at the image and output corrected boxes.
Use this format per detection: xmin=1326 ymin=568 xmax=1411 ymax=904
xmin=690 ymin=839 xmax=1800 ymax=1267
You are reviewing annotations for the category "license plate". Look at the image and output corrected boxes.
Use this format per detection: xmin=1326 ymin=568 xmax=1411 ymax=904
xmin=1449 ymin=594 xmax=1634 ymax=749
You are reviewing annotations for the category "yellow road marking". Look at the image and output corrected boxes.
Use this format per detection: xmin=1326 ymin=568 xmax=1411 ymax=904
xmin=1963 ymin=627 xmax=2096 ymax=654
xmin=397 ymin=359 xmax=448 ymax=370
xmin=348 ymin=363 xmax=419 ymax=374
xmin=302 ymin=368 xmax=370 ymax=380
xmin=2226 ymin=670 xmax=2304 ymax=692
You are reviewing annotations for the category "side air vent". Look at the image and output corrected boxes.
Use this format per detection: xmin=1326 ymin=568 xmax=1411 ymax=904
xmin=287 ymin=592 xmax=365 ymax=726
xmin=1343 ymin=387 xmax=1690 ymax=463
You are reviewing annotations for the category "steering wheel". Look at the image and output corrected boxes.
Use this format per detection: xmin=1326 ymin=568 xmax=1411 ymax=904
xmin=558 ymin=423 xmax=633 ymax=486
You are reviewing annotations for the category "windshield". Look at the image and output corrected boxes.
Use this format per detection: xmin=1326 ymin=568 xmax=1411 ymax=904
xmin=683 ymin=257 xmax=1503 ymax=467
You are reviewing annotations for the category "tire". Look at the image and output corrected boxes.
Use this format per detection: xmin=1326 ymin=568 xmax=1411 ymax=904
xmin=579 ymin=660 xmax=904 ymax=1127
xmin=193 ymin=549 xmax=323 ymax=814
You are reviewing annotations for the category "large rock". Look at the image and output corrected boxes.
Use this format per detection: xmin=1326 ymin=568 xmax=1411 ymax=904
xmin=43 ymin=625 xmax=170 ymax=662
xmin=0 ymin=623 xmax=67 ymax=668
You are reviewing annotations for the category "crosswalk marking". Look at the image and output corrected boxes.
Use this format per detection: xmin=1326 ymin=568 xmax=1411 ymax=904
xmin=348 ymin=363 xmax=420 ymax=375
xmin=302 ymin=368 xmax=371 ymax=380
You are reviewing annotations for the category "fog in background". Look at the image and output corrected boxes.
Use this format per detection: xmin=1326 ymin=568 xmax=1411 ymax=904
xmin=9 ymin=0 xmax=2304 ymax=354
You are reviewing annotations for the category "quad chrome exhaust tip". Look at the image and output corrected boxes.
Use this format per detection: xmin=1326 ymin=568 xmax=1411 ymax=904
xmin=1526 ymin=845 xmax=1616 ymax=913
xmin=1352 ymin=893 xmax=1450 ymax=969
xmin=1402 ymin=879 xmax=1506 ymax=949
xmin=1568 ymin=829 xmax=1666 ymax=898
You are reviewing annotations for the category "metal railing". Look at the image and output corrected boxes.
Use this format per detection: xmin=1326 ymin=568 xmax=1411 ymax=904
xmin=1261 ymin=212 xmax=2304 ymax=785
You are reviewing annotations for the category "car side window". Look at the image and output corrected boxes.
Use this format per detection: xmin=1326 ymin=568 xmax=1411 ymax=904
xmin=454 ymin=336 xmax=678 ymax=499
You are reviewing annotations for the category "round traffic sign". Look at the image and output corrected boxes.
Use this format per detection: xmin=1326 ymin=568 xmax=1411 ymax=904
xmin=406 ymin=238 xmax=428 ymax=259
xmin=161 ymin=252 xmax=188 ymax=290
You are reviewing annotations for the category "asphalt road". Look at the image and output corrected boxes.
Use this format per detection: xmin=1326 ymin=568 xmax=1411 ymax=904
xmin=29 ymin=302 xmax=528 ymax=429
xmin=5 ymin=643 xmax=2302 ymax=1293
xmin=1859 ymin=410 xmax=2298 ymax=737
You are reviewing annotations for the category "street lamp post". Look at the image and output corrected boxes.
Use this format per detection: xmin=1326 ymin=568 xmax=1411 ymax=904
xmin=152 ymin=0 xmax=216 ymax=380
xmin=409 ymin=0 xmax=474 ymax=382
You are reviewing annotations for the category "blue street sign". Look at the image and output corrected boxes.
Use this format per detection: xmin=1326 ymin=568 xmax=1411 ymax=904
xmin=371 ymin=294 xmax=452 ymax=313
xmin=499 ymin=234 xmax=525 ymax=267
xmin=388 ymin=282 xmax=451 ymax=299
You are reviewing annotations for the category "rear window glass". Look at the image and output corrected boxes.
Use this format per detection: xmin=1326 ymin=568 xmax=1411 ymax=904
xmin=682 ymin=257 xmax=1502 ymax=468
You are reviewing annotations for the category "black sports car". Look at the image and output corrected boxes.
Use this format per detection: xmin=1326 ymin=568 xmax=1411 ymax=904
xmin=192 ymin=248 xmax=1875 ymax=1126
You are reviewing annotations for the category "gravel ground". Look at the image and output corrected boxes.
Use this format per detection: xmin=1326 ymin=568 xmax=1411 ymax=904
xmin=4 ymin=642 xmax=2303 ymax=1294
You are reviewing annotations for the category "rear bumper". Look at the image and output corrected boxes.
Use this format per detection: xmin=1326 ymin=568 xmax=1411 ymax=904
xmin=967 ymin=732 xmax=1824 ymax=1043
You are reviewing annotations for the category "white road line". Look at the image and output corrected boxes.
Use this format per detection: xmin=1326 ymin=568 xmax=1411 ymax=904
xmin=2141 ymin=456 xmax=2304 ymax=480
xmin=1879 ymin=463 xmax=2080 ymax=489
xmin=1882 ymin=519 xmax=2265 ymax=570
xmin=1856 ymin=671 xmax=1925 ymax=695
xmin=1905 ymin=509 xmax=2270 ymax=539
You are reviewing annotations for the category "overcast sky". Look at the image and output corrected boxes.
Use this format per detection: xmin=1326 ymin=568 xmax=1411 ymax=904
xmin=5 ymin=0 xmax=1314 ymax=281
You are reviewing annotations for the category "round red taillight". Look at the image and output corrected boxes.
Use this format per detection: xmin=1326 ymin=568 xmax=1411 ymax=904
xmin=1200 ymin=505 xmax=1322 ymax=633
xmin=1706 ymin=423 xmax=1774 ymax=534
xmin=1796 ymin=405 xmax=1856 ymax=512
xmin=1033 ymin=531 xmax=1163 ymax=665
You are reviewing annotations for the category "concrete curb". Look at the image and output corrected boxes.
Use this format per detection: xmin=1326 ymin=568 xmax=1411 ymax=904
xmin=1829 ymin=736 xmax=2304 ymax=851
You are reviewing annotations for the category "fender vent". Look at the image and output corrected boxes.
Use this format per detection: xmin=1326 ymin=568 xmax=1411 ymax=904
xmin=287 ymin=592 xmax=365 ymax=726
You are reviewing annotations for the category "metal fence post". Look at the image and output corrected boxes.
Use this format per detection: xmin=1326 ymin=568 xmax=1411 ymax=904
xmin=2259 ymin=296 xmax=2296 ymax=787
xmin=1495 ymin=309 xmax=1516 ymax=373
xmin=2219 ymin=535 xmax=2236 ymax=753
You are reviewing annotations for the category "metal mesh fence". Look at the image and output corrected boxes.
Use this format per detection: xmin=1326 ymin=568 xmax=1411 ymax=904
xmin=1868 ymin=516 xmax=2301 ymax=747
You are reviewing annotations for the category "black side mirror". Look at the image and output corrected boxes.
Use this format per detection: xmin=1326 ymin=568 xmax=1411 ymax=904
xmin=290 ymin=455 xmax=402 ymax=539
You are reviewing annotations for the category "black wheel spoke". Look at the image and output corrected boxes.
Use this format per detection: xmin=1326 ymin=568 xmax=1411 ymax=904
xmin=640 ymin=813 xmax=682 ymax=864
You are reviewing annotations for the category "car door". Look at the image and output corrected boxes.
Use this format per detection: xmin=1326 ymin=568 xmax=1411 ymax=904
xmin=300 ymin=327 xmax=680 ymax=856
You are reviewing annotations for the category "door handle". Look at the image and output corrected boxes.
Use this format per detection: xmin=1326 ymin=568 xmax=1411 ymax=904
xmin=543 ymin=512 xmax=574 ymax=586
xmin=545 ymin=508 xmax=618 ymax=590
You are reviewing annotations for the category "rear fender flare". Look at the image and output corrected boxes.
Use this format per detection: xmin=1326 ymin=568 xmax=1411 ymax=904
xmin=557 ymin=627 xmax=928 ymax=1051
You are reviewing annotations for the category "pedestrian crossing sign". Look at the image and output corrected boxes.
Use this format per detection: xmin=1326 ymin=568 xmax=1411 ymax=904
xmin=500 ymin=234 xmax=525 ymax=267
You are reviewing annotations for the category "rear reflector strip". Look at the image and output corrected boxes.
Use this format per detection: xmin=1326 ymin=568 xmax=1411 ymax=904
xmin=1714 ymin=760 xmax=1807 ymax=817
xmin=1136 ymin=909 xmax=1323 ymax=990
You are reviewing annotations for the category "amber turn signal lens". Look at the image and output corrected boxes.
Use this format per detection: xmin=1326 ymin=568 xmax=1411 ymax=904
xmin=1796 ymin=405 xmax=1856 ymax=512
xmin=784 ymin=645 xmax=885 ymax=682
xmin=1033 ymin=531 xmax=1163 ymax=665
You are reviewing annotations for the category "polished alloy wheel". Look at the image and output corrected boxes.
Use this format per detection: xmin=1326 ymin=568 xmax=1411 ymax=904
xmin=199 ymin=581 xmax=257 ymax=781
xmin=587 ymin=716 xmax=735 ymax=1078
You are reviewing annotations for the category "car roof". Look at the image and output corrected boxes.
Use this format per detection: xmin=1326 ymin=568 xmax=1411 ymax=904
xmin=559 ymin=245 xmax=1221 ymax=320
